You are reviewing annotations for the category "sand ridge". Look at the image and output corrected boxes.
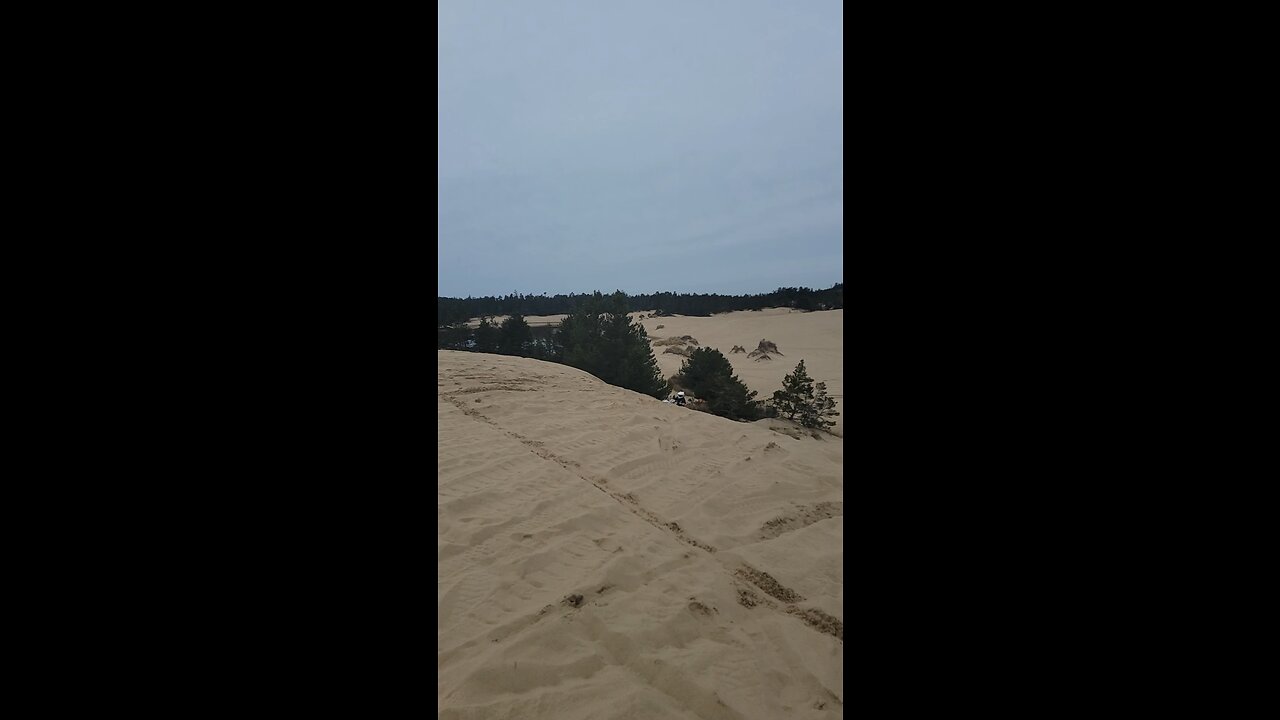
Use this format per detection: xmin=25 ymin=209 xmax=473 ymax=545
xmin=438 ymin=350 xmax=843 ymax=719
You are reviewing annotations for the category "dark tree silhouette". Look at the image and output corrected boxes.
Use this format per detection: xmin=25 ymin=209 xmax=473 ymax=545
xmin=556 ymin=291 xmax=667 ymax=398
xmin=473 ymin=317 xmax=499 ymax=354
xmin=437 ymin=322 xmax=472 ymax=350
xmin=498 ymin=314 xmax=533 ymax=356
xmin=438 ymin=284 xmax=843 ymax=324
xmin=673 ymin=347 xmax=761 ymax=421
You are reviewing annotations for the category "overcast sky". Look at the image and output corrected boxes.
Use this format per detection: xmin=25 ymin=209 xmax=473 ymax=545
xmin=438 ymin=0 xmax=842 ymax=298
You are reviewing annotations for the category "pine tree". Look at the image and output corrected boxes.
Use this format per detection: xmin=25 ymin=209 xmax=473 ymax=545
xmin=771 ymin=359 xmax=815 ymax=421
xmin=437 ymin=322 xmax=471 ymax=350
xmin=771 ymin=360 xmax=839 ymax=429
xmin=555 ymin=291 xmax=667 ymax=397
xmin=473 ymin=317 xmax=500 ymax=353
xmin=674 ymin=347 xmax=761 ymax=421
xmin=803 ymin=381 xmax=839 ymax=430
xmin=498 ymin=314 xmax=533 ymax=356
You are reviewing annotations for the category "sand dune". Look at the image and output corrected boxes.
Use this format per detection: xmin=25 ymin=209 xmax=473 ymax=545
xmin=639 ymin=309 xmax=843 ymax=437
xmin=438 ymin=350 xmax=843 ymax=719
xmin=464 ymin=314 xmax=568 ymax=328
xmin=463 ymin=308 xmax=843 ymax=435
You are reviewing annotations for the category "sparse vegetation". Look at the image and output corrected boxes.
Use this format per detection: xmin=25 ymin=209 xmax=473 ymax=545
xmin=770 ymin=359 xmax=839 ymax=430
xmin=747 ymin=339 xmax=783 ymax=358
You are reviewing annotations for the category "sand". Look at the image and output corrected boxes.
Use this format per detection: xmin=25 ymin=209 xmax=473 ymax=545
xmin=464 ymin=315 xmax=569 ymax=329
xmin=460 ymin=308 xmax=842 ymax=435
xmin=637 ymin=309 xmax=843 ymax=437
xmin=438 ymin=350 xmax=843 ymax=719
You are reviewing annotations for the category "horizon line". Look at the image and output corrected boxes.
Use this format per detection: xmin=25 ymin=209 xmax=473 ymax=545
xmin=438 ymin=282 xmax=842 ymax=301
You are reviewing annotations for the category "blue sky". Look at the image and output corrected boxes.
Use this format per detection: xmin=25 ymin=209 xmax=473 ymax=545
xmin=438 ymin=0 xmax=842 ymax=298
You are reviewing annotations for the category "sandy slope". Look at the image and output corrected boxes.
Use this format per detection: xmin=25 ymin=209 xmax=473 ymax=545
xmin=438 ymin=350 xmax=843 ymax=719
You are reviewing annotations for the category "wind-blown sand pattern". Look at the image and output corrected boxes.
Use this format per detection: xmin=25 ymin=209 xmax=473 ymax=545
xmin=438 ymin=350 xmax=843 ymax=719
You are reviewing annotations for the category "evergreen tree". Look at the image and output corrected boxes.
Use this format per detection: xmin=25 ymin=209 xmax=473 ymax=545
xmin=674 ymin=347 xmax=761 ymax=421
xmin=771 ymin=359 xmax=814 ymax=421
xmin=498 ymin=314 xmax=533 ymax=356
xmin=438 ymin=322 xmax=472 ymax=350
xmin=437 ymin=282 xmax=843 ymax=324
xmin=473 ymin=317 xmax=500 ymax=353
xmin=527 ymin=336 xmax=556 ymax=361
xmin=555 ymin=291 xmax=667 ymax=397
xmin=804 ymin=381 xmax=839 ymax=431
xmin=771 ymin=359 xmax=839 ymax=429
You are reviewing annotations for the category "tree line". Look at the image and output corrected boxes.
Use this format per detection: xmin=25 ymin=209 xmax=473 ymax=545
xmin=438 ymin=290 xmax=838 ymax=430
xmin=438 ymin=283 xmax=843 ymax=326
xmin=438 ymin=291 xmax=666 ymax=396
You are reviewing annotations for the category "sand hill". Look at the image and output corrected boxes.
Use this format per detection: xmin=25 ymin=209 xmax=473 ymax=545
xmin=438 ymin=350 xmax=843 ymax=719
xmin=639 ymin=309 xmax=843 ymax=437
xmin=460 ymin=308 xmax=843 ymax=435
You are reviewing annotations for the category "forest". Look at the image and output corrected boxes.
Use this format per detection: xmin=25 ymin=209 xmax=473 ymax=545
xmin=438 ymin=290 xmax=839 ymax=429
xmin=437 ymin=283 xmax=843 ymax=327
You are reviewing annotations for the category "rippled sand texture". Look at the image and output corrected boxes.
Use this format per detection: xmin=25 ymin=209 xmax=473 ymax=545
xmin=438 ymin=350 xmax=843 ymax=720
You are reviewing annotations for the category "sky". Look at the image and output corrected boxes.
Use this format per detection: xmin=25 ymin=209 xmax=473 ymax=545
xmin=438 ymin=0 xmax=843 ymax=299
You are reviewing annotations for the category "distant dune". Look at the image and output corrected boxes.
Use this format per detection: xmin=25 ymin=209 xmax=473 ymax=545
xmin=638 ymin=308 xmax=843 ymax=437
xmin=438 ymin=350 xmax=843 ymax=719
xmin=464 ymin=314 xmax=569 ymax=328
xmin=463 ymin=308 xmax=843 ymax=436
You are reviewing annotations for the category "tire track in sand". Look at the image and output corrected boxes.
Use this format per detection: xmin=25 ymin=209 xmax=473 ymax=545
xmin=443 ymin=386 xmax=840 ymax=643
xmin=443 ymin=392 xmax=718 ymax=554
